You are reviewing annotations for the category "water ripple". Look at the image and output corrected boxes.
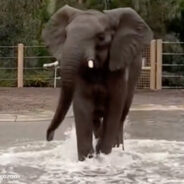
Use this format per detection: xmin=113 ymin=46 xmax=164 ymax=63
xmin=0 ymin=127 xmax=184 ymax=184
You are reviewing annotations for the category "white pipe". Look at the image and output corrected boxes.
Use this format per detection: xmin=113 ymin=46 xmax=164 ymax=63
xmin=43 ymin=61 xmax=59 ymax=68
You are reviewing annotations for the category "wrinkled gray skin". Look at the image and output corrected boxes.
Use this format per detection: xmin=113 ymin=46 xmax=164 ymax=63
xmin=42 ymin=5 xmax=152 ymax=161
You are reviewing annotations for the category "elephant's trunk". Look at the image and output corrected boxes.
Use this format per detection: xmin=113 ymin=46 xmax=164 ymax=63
xmin=47 ymin=44 xmax=85 ymax=141
xmin=47 ymin=86 xmax=73 ymax=141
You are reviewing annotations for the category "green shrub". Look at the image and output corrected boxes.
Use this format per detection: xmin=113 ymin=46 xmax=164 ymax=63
xmin=24 ymin=70 xmax=54 ymax=87
xmin=0 ymin=69 xmax=17 ymax=87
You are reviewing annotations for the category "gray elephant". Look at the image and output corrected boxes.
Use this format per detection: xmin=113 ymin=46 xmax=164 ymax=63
xmin=42 ymin=5 xmax=152 ymax=161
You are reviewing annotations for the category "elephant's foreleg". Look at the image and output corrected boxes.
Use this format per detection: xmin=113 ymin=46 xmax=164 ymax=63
xmin=96 ymin=72 xmax=126 ymax=154
xmin=115 ymin=58 xmax=142 ymax=149
xmin=113 ymin=92 xmax=134 ymax=149
xmin=96 ymin=96 xmax=125 ymax=154
xmin=73 ymin=92 xmax=94 ymax=161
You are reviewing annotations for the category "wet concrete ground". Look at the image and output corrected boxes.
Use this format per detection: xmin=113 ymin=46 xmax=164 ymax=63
xmin=0 ymin=106 xmax=184 ymax=183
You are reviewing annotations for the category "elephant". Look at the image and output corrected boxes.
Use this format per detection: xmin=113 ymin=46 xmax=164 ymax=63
xmin=42 ymin=5 xmax=153 ymax=161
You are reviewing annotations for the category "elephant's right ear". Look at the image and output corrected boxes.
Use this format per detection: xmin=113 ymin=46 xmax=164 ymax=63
xmin=104 ymin=8 xmax=153 ymax=71
xmin=42 ymin=5 xmax=81 ymax=60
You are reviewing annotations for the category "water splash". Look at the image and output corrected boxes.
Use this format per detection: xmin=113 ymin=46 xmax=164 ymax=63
xmin=0 ymin=127 xmax=184 ymax=184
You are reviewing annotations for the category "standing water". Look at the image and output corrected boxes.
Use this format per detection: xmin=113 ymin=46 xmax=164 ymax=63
xmin=0 ymin=108 xmax=184 ymax=184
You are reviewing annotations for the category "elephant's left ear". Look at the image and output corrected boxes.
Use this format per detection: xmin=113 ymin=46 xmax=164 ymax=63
xmin=104 ymin=8 xmax=153 ymax=71
xmin=42 ymin=5 xmax=81 ymax=60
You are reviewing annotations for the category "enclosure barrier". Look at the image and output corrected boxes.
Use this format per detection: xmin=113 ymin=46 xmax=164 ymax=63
xmin=150 ymin=40 xmax=156 ymax=90
xmin=17 ymin=43 xmax=24 ymax=88
xmin=0 ymin=45 xmax=17 ymax=87
xmin=162 ymin=41 xmax=184 ymax=89
xmin=136 ymin=39 xmax=162 ymax=90
xmin=156 ymin=39 xmax=162 ymax=90
xmin=0 ymin=40 xmax=163 ymax=89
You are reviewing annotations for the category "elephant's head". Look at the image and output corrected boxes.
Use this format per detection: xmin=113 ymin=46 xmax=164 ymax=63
xmin=42 ymin=5 xmax=152 ymax=123
xmin=43 ymin=4 xmax=152 ymax=82
xmin=42 ymin=5 xmax=115 ymax=86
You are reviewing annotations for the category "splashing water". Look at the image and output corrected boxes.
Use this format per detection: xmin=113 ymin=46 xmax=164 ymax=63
xmin=0 ymin=127 xmax=184 ymax=184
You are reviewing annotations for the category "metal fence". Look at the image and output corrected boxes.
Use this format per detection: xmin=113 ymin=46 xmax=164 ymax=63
xmin=23 ymin=45 xmax=55 ymax=87
xmin=0 ymin=42 xmax=157 ymax=89
xmin=162 ymin=41 xmax=184 ymax=89
xmin=0 ymin=45 xmax=57 ymax=87
xmin=137 ymin=45 xmax=151 ymax=89
xmin=0 ymin=46 xmax=17 ymax=87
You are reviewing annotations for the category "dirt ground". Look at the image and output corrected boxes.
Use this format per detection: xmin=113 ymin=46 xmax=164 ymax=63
xmin=0 ymin=88 xmax=184 ymax=113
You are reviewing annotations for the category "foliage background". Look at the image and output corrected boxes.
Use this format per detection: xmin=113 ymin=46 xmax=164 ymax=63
xmin=0 ymin=0 xmax=184 ymax=87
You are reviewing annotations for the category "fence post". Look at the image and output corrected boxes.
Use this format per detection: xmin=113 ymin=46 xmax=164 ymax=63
xmin=17 ymin=43 xmax=24 ymax=88
xmin=150 ymin=40 xmax=156 ymax=90
xmin=156 ymin=39 xmax=162 ymax=90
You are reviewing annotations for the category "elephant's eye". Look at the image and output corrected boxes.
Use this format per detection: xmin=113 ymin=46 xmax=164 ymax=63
xmin=97 ymin=33 xmax=105 ymax=41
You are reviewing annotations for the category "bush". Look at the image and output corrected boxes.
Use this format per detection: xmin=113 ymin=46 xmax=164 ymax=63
xmin=0 ymin=69 xmax=17 ymax=87
xmin=24 ymin=70 xmax=54 ymax=87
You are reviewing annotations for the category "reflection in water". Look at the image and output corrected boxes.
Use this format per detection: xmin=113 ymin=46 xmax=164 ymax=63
xmin=0 ymin=127 xmax=184 ymax=184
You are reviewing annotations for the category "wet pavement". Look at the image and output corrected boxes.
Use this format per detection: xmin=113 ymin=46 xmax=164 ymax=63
xmin=0 ymin=106 xmax=184 ymax=184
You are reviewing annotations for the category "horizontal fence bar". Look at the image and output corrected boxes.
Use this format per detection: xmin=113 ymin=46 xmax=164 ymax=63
xmin=0 ymin=79 xmax=17 ymax=81
xmin=0 ymin=46 xmax=17 ymax=48
xmin=163 ymin=41 xmax=184 ymax=44
xmin=0 ymin=57 xmax=16 ymax=59
xmin=163 ymin=75 xmax=184 ymax=78
xmin=24 ymin=78 xmax=53 ymax=80
xmin=163 ymin=86 xmax=184 ymax=89
xmin=0 ymin=68 xmax=17 ymax=70
xmin=24 ymin=67 xmax=47 ymax=70
xmin=24 ymin=56 xmax=54 ymax=59
xmin=24 ymin=75 xmax=53 ymax=77
xmin=163 ymin=64 xmax=184 ymax=66
xmin=163 ymin=53 xmax=184 ymax=56
xmin=24 ymin=45 xmax=46 ymax=48
xmin=0 ymin=45 xmax=47 ymax=48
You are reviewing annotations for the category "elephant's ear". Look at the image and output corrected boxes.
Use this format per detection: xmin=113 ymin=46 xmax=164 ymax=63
xmin=104 ymin=8 xmax=153 ymax=71
xmin=42 ymin=5 xmax=81 ymax=60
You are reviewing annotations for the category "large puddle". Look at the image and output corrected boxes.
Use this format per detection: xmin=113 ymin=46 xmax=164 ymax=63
xmin=0 ymin=127 xmax=184 ymax=184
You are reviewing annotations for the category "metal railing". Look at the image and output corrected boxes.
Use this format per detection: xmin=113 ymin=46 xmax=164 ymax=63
xmin=0 ymin=46 xmax=17 ymax=86
xmin=0 ymin=45 xmax=57 ymax=87
xmin=162 ymin=41 xmax=184 ymax=89
xmin=43 ymin=61 xmax=61 ymax=88
xmin=0 ymin=42 xmax=155 ymax=89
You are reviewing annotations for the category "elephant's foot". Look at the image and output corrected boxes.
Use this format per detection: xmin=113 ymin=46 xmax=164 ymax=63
xmin=46 ymin=129 xmax=55 ymax=141
xmin=78 ymin=147 xmax=94 ymax=161
xmin=113 ymin=136 xmax=123 ymax=147
xmin=113 ymin=130 xmax=124 ymax=150
xmin=96 ymin=139 xmax=112 ymax=155
xmin=113 ymin=141 xmax=124 ymax=150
